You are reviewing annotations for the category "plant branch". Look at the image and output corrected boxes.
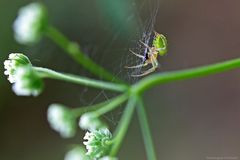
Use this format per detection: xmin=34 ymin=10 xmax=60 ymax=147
xmin=71 ymin=99 xmax=110 ymax=117
xmin=136 ymin=96 xmax=157 ymax=160
xmin=133 ymin=58 xmax=240 ymax=94
xmin=44 ymin=25 xmax=123 ymax=83
xmin=71 ymin=94 xmax=128 ymax=118
xmin=34 ymin=67 xmax=129 ymax=92
xmin=109 ymin=97 xmax=137 ymax=156
xmin=93 ymin=94 xmax=129 ymax=116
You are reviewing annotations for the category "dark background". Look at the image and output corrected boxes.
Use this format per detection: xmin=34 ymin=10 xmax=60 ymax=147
xmin=1 ymin=0 xmax=240 ymax=159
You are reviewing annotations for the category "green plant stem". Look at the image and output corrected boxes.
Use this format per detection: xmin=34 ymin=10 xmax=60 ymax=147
xmin=136 ymin=97 xmax=157 ymax=160
xmin=34 ymin=67 xmax=129 ymax=92
xmin=93 ymin=94 xmax=129 ymax=116
xmin=110 ymin=97 xmax=137 ymax=156
xmin=44 ymin=25 xmax=123 ymax=83
xmin=71 ymin=99 xmax=110 ymax=117
xmin=72 ymin=94 xmax=128 ymax=117
xmin=133 ymin=58 xmax=240 ymax=94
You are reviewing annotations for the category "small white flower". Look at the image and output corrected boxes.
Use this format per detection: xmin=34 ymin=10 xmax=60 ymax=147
xmin=64 ymin=146 xmax=90 ymax=160
xmin=79 ymin=112 xmax=107 ymax=131
xmin=83 ymin=128 xmax=112 ymax=158
xmin=47 ymin=104 xmax=77 ymax=138
xmin=4 ymin=53 xmax=43 ymax=96
xmin=13 ymin=2 xmax=47 ymax=45
xmin=12 ymin=66 xmax=43 ymax=96
xmin=4 ymin=53 xmax=31 ymax=83
xmin=99 ymin=156 xmax=118 ymax=160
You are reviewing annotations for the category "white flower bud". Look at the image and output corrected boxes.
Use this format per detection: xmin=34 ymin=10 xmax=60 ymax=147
xmin=79 ymin=112 xmax=107 ymax=131
xmin=12 ymin=66 xmax=43 ymax=96
xmin=4 ymin=53 xmax=43 ymax=96
xmin=47 ymin=104 xmax=77 ymax=138
xmin=83 ymin=128 xmax=112 ymax=158
xmin=99 ymin=156 xmax=118 ymax=160
xmin=4 ymin=53 xmax=31 ymax=83
xmin=64 ymin=146 xmax=90 ymax=160
xmin=13 ymin=2 xmax=48 ymax=45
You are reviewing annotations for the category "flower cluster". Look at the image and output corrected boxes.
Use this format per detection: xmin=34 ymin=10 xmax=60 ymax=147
xmin=4 ymin=53 xmax=43 ymax=96
xmin=79 ymin=112 xmax=107 ymax=131
xmin=83 ymin=128 xmax=113 ymax=159
xmin=13 ymin=2 xmax=48 ymax=45
xmin=47 ymin=104 xmax=77 ymax=138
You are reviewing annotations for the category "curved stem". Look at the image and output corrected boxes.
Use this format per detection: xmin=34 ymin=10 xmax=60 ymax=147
xmin=71 ymin=94 xmax=128 ymax=118
xmin=133 ymin=58 xmax=240 ymax=94
xmin=45 ymin=25 xmax=124 ymax=83
xmin=93 ymin=94 xmax=129 ymax=116
xmin=109 ymin=97 xmax=137 ymax=156
xmin=34 ymin=67 xmax=129 ymax=92
xmin=136 ymin=96 xmax=157 ymax=160
xmin=71 ymin=99 xmax=111 ymax=117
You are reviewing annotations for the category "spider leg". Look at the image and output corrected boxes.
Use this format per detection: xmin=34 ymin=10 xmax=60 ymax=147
xmin=125 ymin=63 xmax=145 ymax=69
xmin=139 ymin=40 xmax=151 ymax=50
xmin=154 ymin=31 xmax=160 ymax=36
xmin=131 ymin=57 xmax=158 ymax=77
xmin=131 ymin=68 xmax=155 ymax=77
xmin=129 ymin=49 xmax=145 ymax=59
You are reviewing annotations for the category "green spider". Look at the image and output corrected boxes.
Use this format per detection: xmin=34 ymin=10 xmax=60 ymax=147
xmin=126 ymin=32 xmax=168 ymax=77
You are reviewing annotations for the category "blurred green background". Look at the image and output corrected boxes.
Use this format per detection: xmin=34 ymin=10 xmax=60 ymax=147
xmin=1 ymin=0 xmax=240 ymax=160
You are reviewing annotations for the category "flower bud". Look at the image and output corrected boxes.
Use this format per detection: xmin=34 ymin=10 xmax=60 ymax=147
xmin=99 ymin=156 xmax=118 ymax=160
xmin=79 ymin=112 xmax=107 ymax=131
xmin=64 ymin=146 xmax=90 ymax=160
xmin=4 ymin=53 xmax=43 ymax=96
xmin=47 ymin=104 xmax=77 ymax=138
xmin=12 ymin=66 xmax=43 ymax=96
xmin=13 ymin=2 xmax=48 ymax=45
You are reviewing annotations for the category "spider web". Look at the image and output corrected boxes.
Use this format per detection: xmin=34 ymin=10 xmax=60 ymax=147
xmin=79 ymin=0 xmax=160 ymax=126
xmin=115 ymin=0 xmax=160 ymax=83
